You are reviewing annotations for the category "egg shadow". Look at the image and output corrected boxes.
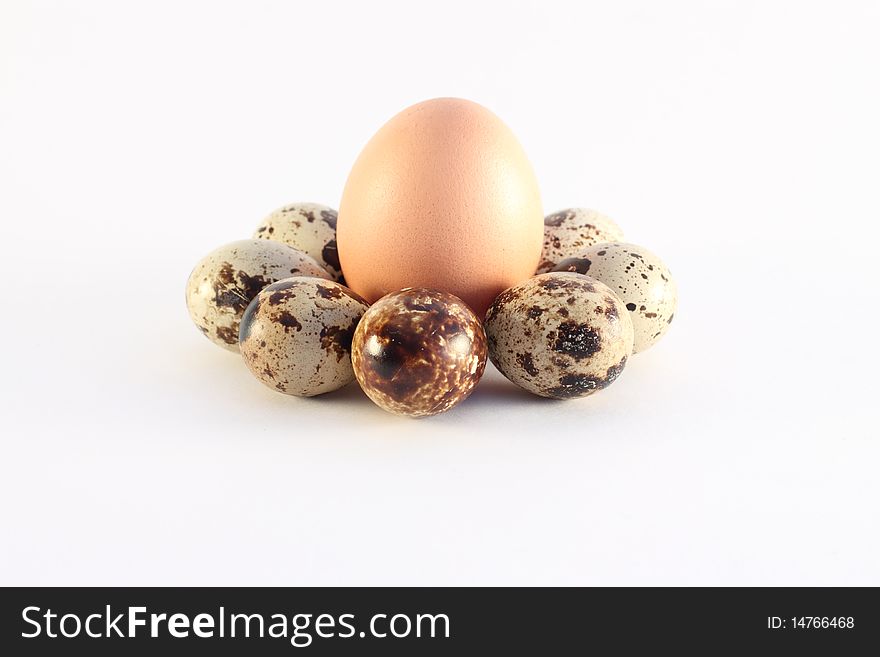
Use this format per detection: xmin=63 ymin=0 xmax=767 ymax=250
xmin=466 ymin=374 xmax=556 ymax=407
xmin=310 ymin=378 xmax=374 ymax=406
xmin=179 ymin=332 xmax=563 ymax=428
xmin=317 ymin=365 xmax=559 ymax=419
xmin=432 ymin=364 xmax=564 ymax=421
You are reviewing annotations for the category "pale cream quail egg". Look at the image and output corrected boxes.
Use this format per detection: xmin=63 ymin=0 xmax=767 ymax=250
xmin=485 ymin=272 xmax=633 ymax=399
xmin=254 ymin=202 xmax=342 ymax=281
xmin=537 ymin=208 xmax=624 ymax=274
xmin=239 ymin=277 xmax=369 ymax=396
xmin=185 ymin=239 xmax=331 ymax=352
xmin=552 ymin=242 xmax=677 ymax=354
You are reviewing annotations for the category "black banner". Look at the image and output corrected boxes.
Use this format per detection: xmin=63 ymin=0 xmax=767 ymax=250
xmin=1 ymin=587 xmax=876 ymax=654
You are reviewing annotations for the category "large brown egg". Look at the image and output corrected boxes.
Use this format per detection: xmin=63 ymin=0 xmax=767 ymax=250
xmin=337 ymin=98 xmax=543 ymax=317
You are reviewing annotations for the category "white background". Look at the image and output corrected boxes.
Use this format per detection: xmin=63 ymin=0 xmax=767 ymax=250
xmin=1 ymin=0 xmax=878 ymax=585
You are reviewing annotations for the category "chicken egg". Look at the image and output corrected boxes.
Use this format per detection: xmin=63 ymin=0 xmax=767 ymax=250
xmin=338 ymin=98 xmax=543 ymax=317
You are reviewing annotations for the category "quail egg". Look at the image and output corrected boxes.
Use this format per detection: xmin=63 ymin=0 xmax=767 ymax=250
xmin=552 ymin=242 xmax=676 ymax=353
xmin=485 ymin=272 xmax=633 ymax=399
xmin=351 ymin=288 xmax=487 ymax=417
xmin=254 ymin=202 xmax=342 ymax=281
xmin=537 ymin=208 xmax=624 ymax=274
xmin=239 ymin=277 xmax=369 ymax=396
xmin=186 ymin=239 xmax=331 ymax=351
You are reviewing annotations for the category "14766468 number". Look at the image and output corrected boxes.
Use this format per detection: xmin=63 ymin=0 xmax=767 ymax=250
xmin=768 ymin=617 xmax=854 ymax=629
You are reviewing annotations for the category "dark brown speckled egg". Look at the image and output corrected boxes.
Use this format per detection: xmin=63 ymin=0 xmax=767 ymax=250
xmin=351 ymin=288 xmax=487 ymax=417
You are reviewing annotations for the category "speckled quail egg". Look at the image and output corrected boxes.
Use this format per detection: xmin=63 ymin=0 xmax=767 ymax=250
xmin=254 ymin=202 xmax=342 ymax=281
xmin=238 ymin=277 xmax=369 ymax=396
xmin=536 ymin=208 xmax=624 ymax=274
xmin=186 ymin=239 xmax=331 ymax=352
xmin=351 ymin=288 xmax=487 ymax=418
xmin=485 ymin=272 xmax=634 ymax=399
xmin=552 ymin=242 xmax=677 ymax=354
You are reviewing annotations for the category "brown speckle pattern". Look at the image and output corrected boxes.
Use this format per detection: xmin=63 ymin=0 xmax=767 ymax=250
xmin=186 ymin=240 xmax=331 ymax=352
xmin=254 ymin=202 xmax=343 ymax=280
xmin=553 ymin=242 xmax=677 ymax=354
xmin=239 ymin=277 xmax=369 ymax=396
xmin=485 ymin=272 xmax=633 ymax=399
xmin=536 ymin=208 xmax=624 ymax=274
xmin=351 ymin=288 xmax=487 ymax=417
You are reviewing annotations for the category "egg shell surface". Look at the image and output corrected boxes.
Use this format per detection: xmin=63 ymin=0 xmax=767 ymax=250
xmin=239 ymin=277 xmax=369 ymax=396
xmin=553 ymin=242 xmax=677 ymax=353
xmin=485 ymin=272 xmax=633 ymax=399
xmin=185 ymin=239 xmax=331 ymax=352
xmin=351 ymin=288 xmax=487 ymax=417
xmin=254 ymin=202 xmax=342 ymax=280
xmin=337 ymin=98 xmax=544 ymax=318
xmin=537 ymin=208 xmax=624 ymax=273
